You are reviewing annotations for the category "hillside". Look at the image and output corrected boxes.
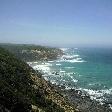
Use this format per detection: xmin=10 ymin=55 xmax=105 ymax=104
xmin=0 ymin=47 xmax=77 ymax=112
xmin=0 ymin=43 xmax=63 ymax=62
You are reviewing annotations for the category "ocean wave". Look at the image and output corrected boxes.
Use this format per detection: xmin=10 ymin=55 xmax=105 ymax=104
xmin=58 ymin=53 xmax=86 ymax=63
xmin=60 ymin=48 xmax=69 ymax=51
xmin=41 ymin=62 xmax=52 ymax=66
xmin=62 ymin=54 xmax=79 ymax=59
xmin=65 ymin=86 xmax=76 ymax=90
xmin=48 ymin=61 xmax=54 ymax=63
xmin=33 ymin=62 xmax=52 ymax=74
xmin=67 ymin=59 xmax=85 ymax=63
xmin=58 ymin=58 xmax=85 ymax=63
xmin=44 ymin=77 xmax=49 ymax=81
xmin=27 ymin=61 xmax=38 ymax=65
xmin=64 ymin=67 xmax=75 ymax=69
xmin=60 ymin=70 xmax=66 ymax=73
xmin=33 ymin=65 xmax=50 ymax=73
xmin=67 ymin=73 xmax=78 ymax=83
xmin=27 ymin=62 xmax=33 ymax=65
xmin=56 ymin=63 xmax=61 ymax=66
xmin=50 ymin=80 xmax=58 ymax=85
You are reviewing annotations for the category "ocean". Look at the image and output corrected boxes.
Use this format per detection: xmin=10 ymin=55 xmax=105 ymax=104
xmin=28 ymin=47 xmax=112 ymax=105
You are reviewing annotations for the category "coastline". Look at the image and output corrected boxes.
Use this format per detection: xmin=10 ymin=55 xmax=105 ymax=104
xmin=1 ymin=44 xmax=112 ymax=111
xmin=0 ymin=47 xmax=76 ymax=112
xmin=27 ymin=54 xmax=112 ymax=112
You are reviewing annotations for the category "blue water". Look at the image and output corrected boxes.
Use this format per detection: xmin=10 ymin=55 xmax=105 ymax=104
xmin=30 ymin=47 xmax=112 ymax=103
xmin=50 ymin=48 xmax=112 ymax=89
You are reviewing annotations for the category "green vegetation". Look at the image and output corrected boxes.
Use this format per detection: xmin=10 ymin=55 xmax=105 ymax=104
xmin=0 ymin=43 xmax=63 ymax=62
xmin=0 ymin=47 xmax=76 ymax=112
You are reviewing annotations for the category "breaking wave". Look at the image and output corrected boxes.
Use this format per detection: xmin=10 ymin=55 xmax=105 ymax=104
xmin=57 ymin=54 xmax=86 ymax=63
xmin=27 ymin=47 xmax=112 ymax=109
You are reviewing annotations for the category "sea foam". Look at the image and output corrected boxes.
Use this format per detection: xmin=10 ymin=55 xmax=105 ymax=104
xmin=79 ymin=88 xmax=112 ymax=104
xmin=58 ymin=54 xmax=86 ymax=63
xmin=60 ymin=48 xmax=69 ymax=51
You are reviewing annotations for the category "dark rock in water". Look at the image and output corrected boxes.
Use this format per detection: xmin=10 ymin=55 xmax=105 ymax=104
xmin=55 ymin=72 xmax=59 ymax=75
xmin=52 ymin=72 xmax=55 ymax=74
xmin=103 ymin=95 xmax=112 ymax=107
xmin=68 ymin=83 xmax=72 ymax=86
xmin=60 ymin=85 xmax=66 ymax=89
xmin=52 ymin=71 xmax=59 ymax=75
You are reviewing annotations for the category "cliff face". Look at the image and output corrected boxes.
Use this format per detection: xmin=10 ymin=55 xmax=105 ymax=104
xmin=0 ymin=47 xmax=76 ymax=112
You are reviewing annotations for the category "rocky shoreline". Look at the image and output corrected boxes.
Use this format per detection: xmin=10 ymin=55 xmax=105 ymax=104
xmin=62 ymin=89 xmax=112 ymax=112
xmin=30 ymin=61 xmax=112 ymax=112
xmin=28 ymin=52 xmax=112 ymax=112
xmin=30 ymin=63 xmax=112 ymax=112
xmin=1 ymin=44 xmax=112 ymax=112
xmin=50 ymin=84 xmax=112 ymax=112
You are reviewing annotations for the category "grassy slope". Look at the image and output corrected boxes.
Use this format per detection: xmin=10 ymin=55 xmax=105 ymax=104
xmin=0 ymin=47 xmax=77 ymax=112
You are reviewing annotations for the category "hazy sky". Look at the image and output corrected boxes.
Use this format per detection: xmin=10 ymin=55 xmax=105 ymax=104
xmin=0 ymin=0 xmax=112 ymax=47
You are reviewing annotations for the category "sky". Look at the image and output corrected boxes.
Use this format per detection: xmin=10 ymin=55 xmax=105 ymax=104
xmin=0 ymin=0 xmax=112 ymax=47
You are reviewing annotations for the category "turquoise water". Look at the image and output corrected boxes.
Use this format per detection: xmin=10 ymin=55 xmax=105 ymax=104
xmin=50 ymin=48 xmax=112 ymax=89
xmin=30 ymin=47 xmax=112 ymax=103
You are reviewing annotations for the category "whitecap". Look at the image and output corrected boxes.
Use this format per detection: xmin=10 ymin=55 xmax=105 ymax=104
xmin=67 ymin=74 xmax=78 ymax=83
xmin=44 ymin=77 xmax=49 ymax=81
xmin=33 ymin=62 xmax=38 ymax=64
xmin=61 ymin=54 xmax=79 ymax=59
xmin=79 ymin=88 xmax=112 ymax=103
xmin=65 ymin=86 xmax=76 ymax=90
xmin=56 ymin=63 xmax=61 ymax=66
xmin=50 ymin=80 xmax=58 ymax=85
xmin=33 ymin=65 xmax=50 ymax=73
xmin=60 ymin=70 xmax=66 ymax=73
xmin=60 ymin=48 xmax=68 ymax=51
xmin=67 ymin=72 xmax=76 ymax=75
xmin=42 ymin=62 xmax=52 ymax=66
xmin=27 ymin=62 xmax=33 ymax=65
xmin=59 ymin=54 xmax=86 ymax=63
xmin=65 ymin=67 xmax=75 ymax=69
xmin=60 ymin=58 xmax=85 ymax=63
xmin=68 ymin=59 xmax=85 ymax=63
xmin=48 ymin=61 xmax=54 ymax=63
xmin=109 ymin=104 xmax=112 ymax=110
